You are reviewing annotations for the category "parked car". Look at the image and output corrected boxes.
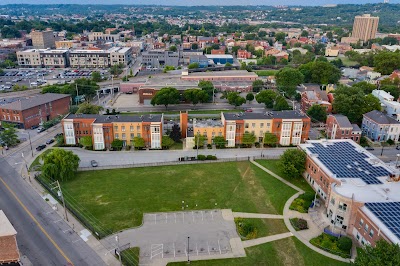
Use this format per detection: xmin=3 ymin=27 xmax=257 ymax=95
xmin=365 ymin=147 xmax=374 ymax=151
xmin=90 ymin=160 xmax=98 ymax=167
xmin=36 ymin=144 xmax=46 ymax=151
xmin=46 ymin=139 xmax=54 ymax=144
xmin=31 ymin=125 xmax=39 ymax=130
xmin=245 ymin=109 xmax=253 ymax=112
xmin=37 ymin=127 xmax=45 ymax=133
xmin=396 ymin=145 xmax=400 ymax=150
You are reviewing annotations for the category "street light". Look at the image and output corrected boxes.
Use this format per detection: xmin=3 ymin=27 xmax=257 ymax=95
xmin=187 ymin=236 xmax=190 ymax=264
xmin=20 ymin=131 xmax=33 ymax=157
xmin=396 ymin=154 xmax=400 ymax=168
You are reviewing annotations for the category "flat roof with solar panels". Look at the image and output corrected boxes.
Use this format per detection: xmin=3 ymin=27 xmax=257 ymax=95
xmin=300 ymin=139 xmax=400 ymax=244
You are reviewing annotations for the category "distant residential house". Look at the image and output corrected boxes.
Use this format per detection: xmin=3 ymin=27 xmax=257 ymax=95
xmin=211 ymin=49 xmax=225 ymax=55
xmin=362 ymin=110 xmax=400 ymax=142
xmin=389 ymin=70 xmax=400 ymax=81
xmin=301 ymin=89 xmax=332 ymax=114
xmin=342 ymin=68 xmax=360 ymax=79
xmin=325 ymin=46 xmax=340 ymax=57
xmin=326 ymin=114 xmax=361 ymax=143
xmin=372 ymin=90 xmax=400 ymax=121
xmin=237 ymin=49 xmax=252 ymax=59
xmin=274 ymin=51 xmax=289 ymax=62
xmin=274 ymin=42 xmax=283 ymax=51
xmin=264 ymin=47 xmax=280 ymax=57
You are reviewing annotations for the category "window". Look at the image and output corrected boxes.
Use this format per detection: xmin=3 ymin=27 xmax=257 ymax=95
xmin=364 ymin=224 xmax=369 ymax=232
xmin=121 ymin=126 xmax=125 ymax=132
xmin=359 ymin=219 xmax=364 ymax=226
xmin=137 ymin=133 xmax=141 ymax=137
xmin=339 ymin=202 xmax=347 ymax=212
xmin=369 ymin=229 xmax=374 ymax=238
xmin=122 ymin=133 xmax=126 ymax=139
xmin=137 ymin=126 xmax=140 ymax=130
xmin=114 ymin=126 xmax=118 ymax=131
xmin=260 ymin=123 xmax=264 ymax=127
xmin=245 ymin=123 xmax=249 ymax=129
xmin=130 ymin=126 xmax=134 ymax=131
xmin=218 ymin=132 xmax=222 ymax=136
xmin=252 ymin=123 xmax=255 ymax=128
xmin=267 ymin=123 xmax=270 ymax=127
xmin=130 ymin=133 xmax=134 ymax=139
xmin=336 ymin=215 xmax=344 ymax=225
xmin=115 ymin=133 xmax=119 ymax=139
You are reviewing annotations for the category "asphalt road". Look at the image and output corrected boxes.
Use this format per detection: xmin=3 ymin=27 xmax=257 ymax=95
xmin=0 ymin=157 xmax=105 ymax=266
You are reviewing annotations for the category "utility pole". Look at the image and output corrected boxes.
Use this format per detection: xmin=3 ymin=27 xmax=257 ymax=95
xmin=75 ymin=83 xmax=79 ymax=105
xmin=27 ymin=131 xmax=33 ymax=157
xmin=55 ymin=180 xmax=69 ymax=222
xmin=187 ymin=236 xmax=190 ymax=264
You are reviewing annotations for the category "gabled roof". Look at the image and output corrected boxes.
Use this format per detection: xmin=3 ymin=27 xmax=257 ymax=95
xmin=363 ymin=110 xmax=400 ymax=125
xmin=331 ymin=114 xmax=352 ymax=128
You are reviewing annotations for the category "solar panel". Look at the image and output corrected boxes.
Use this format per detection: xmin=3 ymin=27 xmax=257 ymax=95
xmin=365 ymin=202 xmax=400 ymax=241
xmin=307 ymin=142 xmax=391 ymax=185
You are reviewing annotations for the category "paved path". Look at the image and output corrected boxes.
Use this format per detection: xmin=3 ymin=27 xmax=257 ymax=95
xmin=250 ymin=159 xmax=352 ymax=263
xmin=242 ymin=232 xmax=294 ymax=248
xmin=232 ymin=212 xmax=283 ymax=219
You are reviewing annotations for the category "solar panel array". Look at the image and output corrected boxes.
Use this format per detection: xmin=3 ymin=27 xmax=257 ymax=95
xmin=365 ymin=202 xmax=400 ymax=239
xmin=308 ymin=142 xmax=390 ymax=184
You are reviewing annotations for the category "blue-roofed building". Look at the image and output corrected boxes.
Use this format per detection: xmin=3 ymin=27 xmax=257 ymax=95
xmin=300 ymin=139 xmax=400 ymax=247
xmin=205 ymin=54 xmax=234 ymax=65
xmin=189 ymin=55 xmax=208 ymax=68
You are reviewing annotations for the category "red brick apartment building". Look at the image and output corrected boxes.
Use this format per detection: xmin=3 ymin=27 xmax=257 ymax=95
xmin=62 ymin=114 xmax=163 ymax=150
xmin=300 ymin=139 xmax=400 ymax=247
xmin=0 ymin=93 xmax=70 ymax=129
xmin=326 ymin=114 xmax=362 ymax=143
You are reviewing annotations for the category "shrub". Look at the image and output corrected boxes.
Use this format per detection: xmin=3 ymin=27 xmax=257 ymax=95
xmin=337 ymin=236 xmax=352 ymax=252
xmin=387 ymin=139 xmax=395 ymax=145
xmin=290 ymin=218 xmax=308 ymax=231
xmin=255 ymin=142 xmax=260 ymax=148
xmin=125 ymin=145 xmax=131 ymax=151
xmin=235 ymin=218 xmax=258 ymax=240
xmin=207 ymin=144 xmax=212 ymax=149
xmin=310 ymin=233 xmax=351 ymax=258
xmin=197 ymin=154 xmax=206 ymax=160
xmin=206 ymin=155 xmax=217 ymax=160
xmin=289 ymin=192 xmax=315 ymax=213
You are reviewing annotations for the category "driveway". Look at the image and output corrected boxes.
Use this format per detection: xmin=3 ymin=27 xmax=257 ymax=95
xmin=102 ymin=209 xmax=245 ymax=265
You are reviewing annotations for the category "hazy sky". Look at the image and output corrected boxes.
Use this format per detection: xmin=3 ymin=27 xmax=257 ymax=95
xmin=1 ymin=0 xmax=400 ymax=5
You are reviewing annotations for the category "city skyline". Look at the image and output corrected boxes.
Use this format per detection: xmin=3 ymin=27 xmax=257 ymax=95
xmin=1 ymin=0 xmax=400 ymax=5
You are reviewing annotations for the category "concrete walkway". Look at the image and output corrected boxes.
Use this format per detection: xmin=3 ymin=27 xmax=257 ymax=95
xmin=232 ymin=212 xmax=283 ymax=219
xmin=250 ymin=159 xmax=352 ymax=263
xmin=242 ymin=232 xmax=293 ymax=248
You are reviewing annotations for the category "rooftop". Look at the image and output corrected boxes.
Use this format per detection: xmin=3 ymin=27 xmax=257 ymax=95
xmin=205 ymin=54 xmax=234 ymax=59
xmin=0 ymin=210 xmax=17 ymax=237
xmin=183 ymin=70 xmax=257 ymax=78
xmin=363 ymin=110 xmax=400 ymax=125
xmin=1 ymin=93 xmax=70 ymax=111
xmin=330 ymin=114 xmax=352 ymax=128
xmin=0 ymin=211 xmax=19 ymax=264
xmin=64 ymin=113 xmax=163 ymax=123
xmin=194 ymin=118 xmax=223 ymax=128
xmin=223 ymin=110 xmax=309 ymax=121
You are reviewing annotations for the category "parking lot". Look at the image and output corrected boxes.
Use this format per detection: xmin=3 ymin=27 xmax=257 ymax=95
xmin=103 ymin=209 xmax=245 ymax=265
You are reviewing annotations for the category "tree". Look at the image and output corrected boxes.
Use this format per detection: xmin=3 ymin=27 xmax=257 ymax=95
xmin=256 ymin=90 xmax=277 ymax=108
xmin=273 ymin=96 xmax=291 ymax=111
xmin=184 ymin=89 xmax=209 ymax=105
xmin=169 ymin=124 xmax=182 ymax=142
xmin=150 ymin=87 xmax=180 ymax=109
xmin=169 ymin=45 xmax=177 ymax=52
xmin=333 ymin=86 xmax=381 ymax=123
xmin=246 ymin=93 xmax=254 ymax=103
xmin=275 ymin=68 xmax=304 ymax=97
xmin=41 ymin=149 xmax=80 ymax=181
xmin=0 ymin=123 xmax=18 ymax=147
xmin=194 ymin=134 xmax=207 ymax=148
xmin=354 ymin=240 xmax=400 ymax=266
xmin=299 ymin=61 xmax=341 ymax=84
xmin=301 ymin=30 xmax=309 ymax=37
xmin=191 ymin=43 xmax=198 ymax=50
xmin=275 ymin=32 xmax=286 ymax=42
xmin=353 ymin=81 xmax=377 ymax=94
xmin=213 ymin=136 xmax=226 ymax=148
xmin=225 ymin=62 xmax=232 ymax=67
xmin=264 ymin=133 xmax=278 ymax=147
xmin=188 ymin=62 xmax=200 ymax=69
xmin=198 ymin=80 xmax=215 ymax=100
xmin=227 ymin=92 xmax=246 ymax=108
xmin=76 ymin=102 xmax=103 ymax=114
xmin=307 ymin=105 xmax=328 ymax=123
xmin=110 ymin=63 xmax=124 ymax=76
xmin=242 ymin=132 xmax=256 ymax=147
xmin=280 ymin=149 xmax=306 ymax=178
xmin=381 ymin=85 xmax=400 ymax=100
xmin=111 ymin=139 xmax=123 ymax=150
xmin=133 ymin=137 xmax=145 ymax=149
xmin=91 ymin=71 xmax=102 ymax=82
xmin=252 ymin=80 xmax=264 ymax=92
xmin=79 ymin=136 xmax=92 ymax=149
xmin=161 ymin=136 xmax=175 ymax=149
xmin=374 ymin=51 xmax=400 ymax=75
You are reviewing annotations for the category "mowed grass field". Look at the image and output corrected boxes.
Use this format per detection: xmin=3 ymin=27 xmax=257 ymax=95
xmin=61 ymin=161 xmax=296 ymax=232
xmin=169 ymin=237 xmax=349 ymax=266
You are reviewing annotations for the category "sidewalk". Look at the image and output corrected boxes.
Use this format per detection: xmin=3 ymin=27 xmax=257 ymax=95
xmin=18 ymin=151 xmax=119 ymax=266
xmin=232 ymin=212 xmax=283 ymax=219
xmin=242 ymin=232 xmax=293 ymax=248
xmin=250 ymin=159 xmax=351 ymax=263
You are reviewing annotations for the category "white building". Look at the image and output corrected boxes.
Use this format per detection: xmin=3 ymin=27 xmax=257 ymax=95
xmin=372 ymin=90 xmax=400 ymax=121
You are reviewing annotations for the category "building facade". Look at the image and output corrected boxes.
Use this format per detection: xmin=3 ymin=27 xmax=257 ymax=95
xmin=62 ymin=114 xmax=163 ymax=149
xmin=0 ymin=93 xmax=70 ymax=129
xmin=17 ymin=49 xmax=69 ymax=68
xmin=352 ymin=14 xmax=379 ymax=42
xmin=372 ymin=90 xmax=400 ymax=121
xmin=142 ymin=50 xmax=180 ymax=67
xmin=31 ymin=30 xmax=55 ymax=49
xmin=300 ymin=139 xmax=400 ymax=247
xmin=326 ymin=114 xmax=361 ymax=143
xmin=221 ymin=111 xmax=310 ymax=147
xmin=361 ymin=110 xmax=400 ymax=142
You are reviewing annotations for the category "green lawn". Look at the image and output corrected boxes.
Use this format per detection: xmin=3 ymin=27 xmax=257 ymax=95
xmin=255 ymin=70 xmax=278 ymax=76
xmin=339 ymin=57 xmax=359 ymax=67
xmin=169 ymin=237 xmax=349 ymax=266
xmin=120 ymin=247 xmax=140 ymax=266
xmin=255 ymin=160 xmax=314 ymax=193
xmin=235 ymin=218 xmax=288 ymax=239
xmin=60 ymin=161 xmax=296 ymax=233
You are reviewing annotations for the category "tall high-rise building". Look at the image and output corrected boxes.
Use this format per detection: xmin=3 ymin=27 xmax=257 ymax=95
xmin=351 ymin=14 xmax=379 ymax=42
xmin=31 ymin=30 xmax=55 ymax=49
